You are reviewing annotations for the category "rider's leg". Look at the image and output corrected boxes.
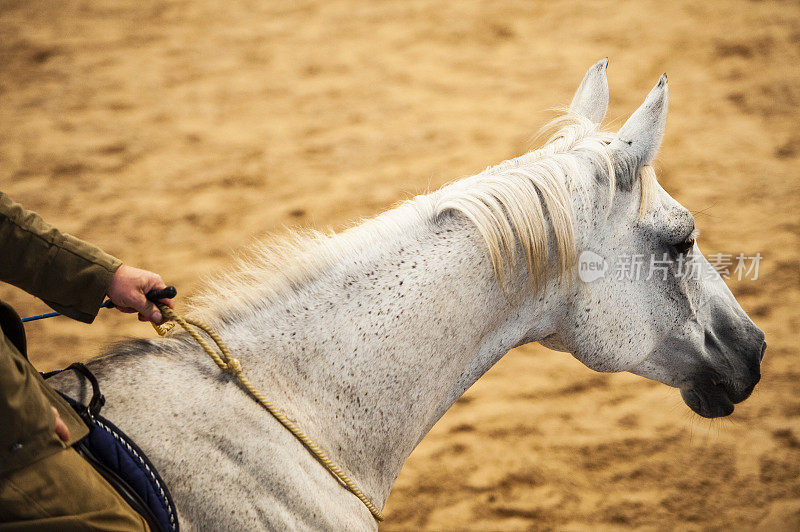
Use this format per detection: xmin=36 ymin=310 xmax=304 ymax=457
xmin=0 ymin=446 xmax=149 ymax=531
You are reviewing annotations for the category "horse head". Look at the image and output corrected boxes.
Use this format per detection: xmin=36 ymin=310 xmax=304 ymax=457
xmin=543 ymin=60 xmax=766 ymax=418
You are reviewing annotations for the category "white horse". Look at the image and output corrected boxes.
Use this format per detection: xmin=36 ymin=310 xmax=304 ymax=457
xmin=51 ymin=59 xmax=765 ymax=530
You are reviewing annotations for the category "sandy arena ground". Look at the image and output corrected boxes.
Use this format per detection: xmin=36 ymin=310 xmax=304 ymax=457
xmin=1 ymin=0 xmax=798 ymax=529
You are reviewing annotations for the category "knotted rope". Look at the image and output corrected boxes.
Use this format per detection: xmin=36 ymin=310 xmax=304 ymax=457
xmin=151 ymin=305 xmax=385 ymax=522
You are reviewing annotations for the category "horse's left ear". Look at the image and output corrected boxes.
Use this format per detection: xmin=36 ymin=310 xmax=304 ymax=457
xmin=569 ymin=58 xmax=609 ymax=124
xmin=610 ymin=73 xmax=669 ymax=171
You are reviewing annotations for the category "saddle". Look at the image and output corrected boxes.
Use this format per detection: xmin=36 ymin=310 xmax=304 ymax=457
xmin=43 ymin=364 xmax=179 ymax=532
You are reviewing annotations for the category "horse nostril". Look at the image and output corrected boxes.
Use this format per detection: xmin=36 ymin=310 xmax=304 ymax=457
xmin=759 ymin=341 xmax=767 ymax=363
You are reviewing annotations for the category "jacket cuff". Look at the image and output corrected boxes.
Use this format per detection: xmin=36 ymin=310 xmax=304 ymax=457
xmin=38 ymin=236 xmax=122 ymax=323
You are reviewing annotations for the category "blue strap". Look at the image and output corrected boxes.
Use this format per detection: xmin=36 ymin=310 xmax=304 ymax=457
xmin=22 ymin=300 xmax=115 ymax=322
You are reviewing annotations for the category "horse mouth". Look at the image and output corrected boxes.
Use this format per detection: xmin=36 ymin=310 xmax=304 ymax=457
xmin=680 ymin=384 xmax=735 ymax=418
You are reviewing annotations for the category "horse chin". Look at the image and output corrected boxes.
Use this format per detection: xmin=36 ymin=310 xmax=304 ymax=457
xmin=680 ymin=385 xmax=735 ymax=418
xmin=539 ymin=334 xmax=570 ymax=352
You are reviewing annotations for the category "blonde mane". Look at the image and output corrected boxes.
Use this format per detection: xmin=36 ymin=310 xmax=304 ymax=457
xmin=188 ymin=113 xmax=652 ymax=321
xmin=434 ymin=112 xmax=615 ymax=290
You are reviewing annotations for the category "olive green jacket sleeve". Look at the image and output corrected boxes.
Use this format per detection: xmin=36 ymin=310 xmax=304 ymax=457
xmin=0 ymin=192 xmax=122 ymax=323
xmin=0 ymin=191 xmax=122 ymax=475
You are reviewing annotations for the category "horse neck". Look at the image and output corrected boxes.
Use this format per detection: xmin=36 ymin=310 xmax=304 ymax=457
xmin=218 ymin=201 xmax=564 ymax=507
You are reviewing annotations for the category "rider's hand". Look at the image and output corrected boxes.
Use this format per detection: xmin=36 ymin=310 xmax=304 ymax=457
xmin=52 ymin=406 xmax=69 ymax=442
xmin=107 ymin=265 xmax=174 ymax=324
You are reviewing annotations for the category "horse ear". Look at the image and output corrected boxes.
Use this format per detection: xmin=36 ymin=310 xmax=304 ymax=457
xmin=569 ymin=58 xmax=609 ymax=124
xmin=610 ymin=74 xmax=669 ymax=171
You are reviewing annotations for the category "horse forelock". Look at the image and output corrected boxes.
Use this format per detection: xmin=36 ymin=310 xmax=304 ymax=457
xmin=187 ymin=111 xmax=654 ymax=322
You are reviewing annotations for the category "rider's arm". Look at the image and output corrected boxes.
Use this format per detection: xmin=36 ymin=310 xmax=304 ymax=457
xmin=0 ymin=191 xmax=123 ymax=473
xmin=0 ymin=192 xmax=121 ymax=323
xmin=0 ymin=192 xmax=174 ymax=475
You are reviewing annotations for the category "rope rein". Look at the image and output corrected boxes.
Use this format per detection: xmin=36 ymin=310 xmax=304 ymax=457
xmin=150 ymin=305 xmax=385 ymax=522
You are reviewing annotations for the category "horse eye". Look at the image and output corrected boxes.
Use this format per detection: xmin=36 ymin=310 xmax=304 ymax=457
xmin=674 ymin=238 xmax=695 ymax=256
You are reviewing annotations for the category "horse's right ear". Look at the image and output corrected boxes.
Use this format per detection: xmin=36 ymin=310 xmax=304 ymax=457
xmin=569 ymin=58 xmax=609 ymax=124
xmin=610 ymin=74 xmax=669 ymax=174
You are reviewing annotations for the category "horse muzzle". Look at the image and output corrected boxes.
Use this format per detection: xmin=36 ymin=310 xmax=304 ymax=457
xmin=681 ymin=339 xmax=766 ymax=418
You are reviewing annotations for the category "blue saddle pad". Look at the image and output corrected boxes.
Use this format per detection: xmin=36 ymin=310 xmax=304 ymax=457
xmin=74 ymin=399 xmax=179 ymax=532
xmin=47 ymin=364 xmax=179 ymax=532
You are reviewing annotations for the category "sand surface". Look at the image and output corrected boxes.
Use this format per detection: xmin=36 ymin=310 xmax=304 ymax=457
xmin=1 ymin=0 xmax=798 ymax=529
